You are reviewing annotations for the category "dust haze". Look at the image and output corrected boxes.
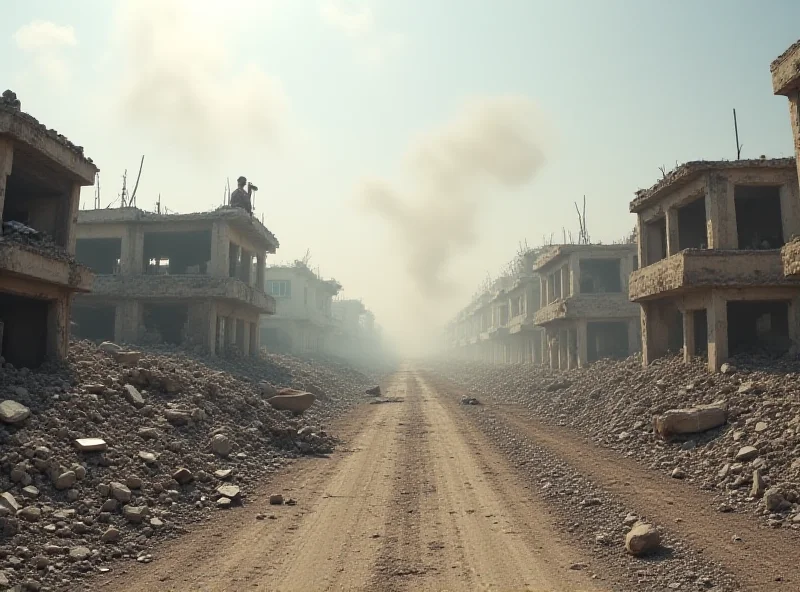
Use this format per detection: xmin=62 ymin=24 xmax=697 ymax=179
xmin=359 ymin=96 xmax=549 ymax=355
xmin=112 ymin=0 xmax=287 ymax=161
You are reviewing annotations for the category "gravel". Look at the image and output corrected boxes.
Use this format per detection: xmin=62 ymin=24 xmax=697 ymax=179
xmin=0 ymin=339 xmax=383 ymax=590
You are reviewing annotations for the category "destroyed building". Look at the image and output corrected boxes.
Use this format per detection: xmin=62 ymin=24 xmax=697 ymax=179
xmin=446 ymin=250 xmax=545 ymax=364
xmin=259 ymin=262 xmax=341 ymax=354
xmin=534 ymin=244 xmax=640 ymax=369
xmin=0 ymin=91 xmax=97 ymax=367
xmin=330 ymin=298 xmax=383 ymax=361
xmin=771 ymin=40 xmax=800 ymax=279
xmin=629 ymin=159 xmax=800 ymax=372
xmin=73 ymin=206 xmax=279 ymax=355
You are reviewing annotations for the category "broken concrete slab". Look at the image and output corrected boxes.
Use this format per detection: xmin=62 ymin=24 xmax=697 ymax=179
xmin=74 ymin=438 xmax=108 ymax=452
xmin=653 ymin=401 xmax=727 ymax=438
xmin=0 ymin=400 xmax=30 ymax=424
xmin=123 ymin=384 xmax=145 ymax=408
xmin=267 ymin=389 xmax=315 ymax=413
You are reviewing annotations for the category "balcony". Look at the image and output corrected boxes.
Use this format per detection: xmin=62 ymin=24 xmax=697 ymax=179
xmin=629 ymin=249 xmax=798 ymax=301
xmin=85 ymin=274 xmax=275 ymax=313
xmin=0 ymin=242 xmax=92 ymax=292
xmin=534 ymin=294 xmax=639 ymax=325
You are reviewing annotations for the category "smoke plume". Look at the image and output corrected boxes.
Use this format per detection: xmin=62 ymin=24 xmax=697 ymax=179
xmin=112 ymin=0 xmax=288 ymax=160
xmin=360 ymin=96 xmax=548 ymax=299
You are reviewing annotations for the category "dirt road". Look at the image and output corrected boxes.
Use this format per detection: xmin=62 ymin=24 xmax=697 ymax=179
xmin=98 ymin=368 xmax=604 ymax=592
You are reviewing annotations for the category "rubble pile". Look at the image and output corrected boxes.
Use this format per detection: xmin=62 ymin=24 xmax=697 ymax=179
xmin=0 ymin=340 xmax=376 ymax=589
xmin=436 ymin=354 xmax=800 ymax=530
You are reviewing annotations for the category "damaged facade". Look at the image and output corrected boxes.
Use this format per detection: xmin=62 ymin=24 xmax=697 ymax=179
xmin=446 ymin=250 xmax=545 ymax=364
xmin=629 ymin=159 xmax=800 ymax=372
xmin=73 ymin=206 xmax=279 ymax=356
xmin=535 ymin=244 xmax=640 ymax=369
xmin=259 ymin=262 xmax=342 ymax=354
xmin=0 ymin=92 xmax=97 ymax=367
xmin=772 ymin=41 xmax=800 ymax=280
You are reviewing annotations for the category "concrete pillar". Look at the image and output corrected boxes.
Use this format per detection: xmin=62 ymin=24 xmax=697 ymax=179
xmin=780 ymin=181 xmax=800 ymax=243
xmin=707 ymin=291 xmax=728 ymax=372
xmin=540 ymin=277 xmax=547 ymax=306
xmin=46 ymin=296 xmax=69 ymax=361
xmin=121 ymin=226 xmax=144 ymax=275
xmin=256 ymin=253 xmax=266 ymax=292
xmin=249 ymin=321 xmax=258 ymax=356
xmin=558 ymin=329 xmax=568 ymax=370
xmin=705 ymin=174 xmax=737 ymax=249
xmin=0 ymin=138 xmax=13 ymax=219
xmin=682 ymin=310 xmax=696 ymax=362
xmin=242 ymin=321 xmax=251 ymax=356
xmin=65 ymin=183 xmax=81 ymax=255
xmin=210 ymin=221 xmax=231 ymax=277
xmin=576 ymin=320 xmax=588 ymax=367
xmin=547 ymin=330 xmax=557 ymax=369
xmin=636 ymin=216 xmax=648 ymax=267
xmin=666 ymin=207 xmax=680 ymax=256
xmin=627 ymin=317 xmax=640 ymax=355
xmin=115 ymin=300 xmax=141 ymax=343
xmin=641 ymin=302 xmax=669 ymax=366
xmin=560 ymin=265 xmax=570 ymax=298
xmin=570 ymin=254 xmax=581 ymax=295
xmin=207 ymin=302 xmax=217 ymax=356
xmin=567 ymin=327 xmax=576 ymax=369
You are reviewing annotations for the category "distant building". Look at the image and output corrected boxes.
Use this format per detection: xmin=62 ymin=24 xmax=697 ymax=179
xmin=330 ymin=298 xmax=382 ymax=360
xmin=260 ymin=262 xmax=341 ymax=354
xmin=0 ymin=92 xmax=97 ymax=367
xmin=629 ymin=159 xmax=800 ymax=371
xmin=74 ymin=206 xmax=279 ymax=356
xmin=534 ymin=244 xmax=640 ymax=369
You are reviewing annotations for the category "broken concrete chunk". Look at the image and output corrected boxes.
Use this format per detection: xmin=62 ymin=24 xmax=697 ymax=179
xmin=267 ymin=389 xmax=315 ymax=413
xmin=164 ymin=409 xmax=192 ymax=426
xmin=736 ymin=446 xmax=759 ymax=462
xmin=138 ymin=451 xmax=159 ymax=464
xmin=74 ymin=438 xmax=107 ymax=452
xmin=123 ymin=505 xmax=149 ymax=523
xmin=214 ymin=469 xmax=232 ymax=480
xmin=68 ymin=546 xmax=92 ymax=561
xmin=0 ymin=400 xmax=31 ymax=424
xmin=54 ymin=471 xmax=77 ymax=490
xmin=123 ymin=384 xmax=145 ymax=408
xmin=110 ymin=482 xmax=132 ymax=503
xmin=653 ymin=401 xmax=727 ymax=438
xmin=101 ymin=527 xmax=120 ymax=542
xmin=216 ymin=485 xmax=241 ymax=500
xmin=0 ymin=492 xmax=20 ymax=513
xmin=172 ymin=468 xmax=194 ymax=485
xmin=98 ymin=341 xmax=122 ymax=354
xmin=269 ymin=494 xmax=284 ymax=505
xmin=365 ymin=385 xmax=382 ymax=396
xmin=112 ymin=350 xmax=143 ymax=365
xmin=210 ymin=434 xmax=233 ymax=457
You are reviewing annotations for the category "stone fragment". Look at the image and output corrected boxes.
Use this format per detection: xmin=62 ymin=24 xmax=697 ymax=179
xmin=625 ymin=523 xmax=661 ymax=556
xmin=98 ymin=341 xmax=122 ymax=354
xmin=126 ymin=476 xmax=143 ymax=490
xmin=69 ymin=546 xmax=91 ymax=561
xmin=754 ymin=421 xmax=768 ymax=433
xmin=0 ymin=493 xmax=20 ymax=513
xmin=217 ymin=497 xmax=232 ymax=508
xmin=138 ymin=427 xmax=161 ymax=440
xmin=267 ymin=389 xmax=316 ymax=413
xmin=55 ymin=471 xmax=77 ymax=490
xmin=764 ymin=488 xmax=789 ymax=512
xmin=164 ymin=409 xmax=191 ymax=426
xmin=736 ymin=446 xmax=759 ymax=462
xmin=110 ymin=482 xmax=132 ymax=503
xmin=214 ymin=469 xmax=232 ymax=480
xmin=101 ymin=527 xmax=120 ymax=542
xmin=139 ymin=451 xmax=159 ymax=464
xmin=123 ymin=384 xmax=145 ymax=408
xmin=112 ymin=350 xmax=143 ymax=365
xmin=101 ymin=499 xmax=117 ymax=512
xmin=211 ymin=434 xmax=233 ymax=457
xmin=671 ymin=468 xmax=686 ymax=479
xmin=123 ymin=505 xmax=149 ymax=523
xmin=18 ymin=506 xmax=41 ymax=522
xmin=269 ymin=494 xmax=284 ymax=505
xmin=217 ymin=485 xmax=241 ymax=500
xmin=751 ymin=469 xmax=766 ymax=498
xmin=21 ymin=486 xmax=39 ymax=499
xmin=173 ymin=468 xmax=194 ymax=485
xmin=653 ymin=401 xmax=726 ymax=438
xmin=74 ymin=438 xmax=107 ymax=452
xmin=0 ymin=400 xmax=31 ymax=424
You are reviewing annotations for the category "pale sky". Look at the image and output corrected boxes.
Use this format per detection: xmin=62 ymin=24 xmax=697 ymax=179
xmin=3 ymin=0 xmax=800 ymax=354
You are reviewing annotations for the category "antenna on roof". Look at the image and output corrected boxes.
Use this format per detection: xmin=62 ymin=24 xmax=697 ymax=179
xmin=733 ymin=108 xmax=743 ymax=160
xmin=119 ymin=169 xmax=128 ymax=208
xmin=226 ymin=178 xmax=231 ymax=205
xmin=130 ymin=155 xmax=145 ymax=207
xmin=94 ymin=172 xmax=100 ymax=210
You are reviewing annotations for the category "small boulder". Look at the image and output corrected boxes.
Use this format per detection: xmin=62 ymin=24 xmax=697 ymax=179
xmin=0 ymin=400 xmax=30 ymax=424
xmin=216 ymin=485 xmax=241 ymax=500
xmin=214 ymin=469 xmax=233 ymax=480
xmin=625 ymin=523 xmax=661 ymax=556
xmin=653 ymin=401 xmax=726 ymax=438
xmin=751 ymin=469 xmax=766 ymax=498
xmin=211 ymin=434 xmax=233 ymax=457
xmin=764 ymin=488 xmax=790 ymax=512
xmin=365 ymin=386 xmax=382 ymax=396
xmin=164 ymin=409 xmax=191 ymax=426
xmin=54 ymin=471 xmax=77 ymax=490
xmin=139 ymin=451 xmax=159 ymax=464
xmin=269 ymin=494 xmax=284 ymax=505
xmin=21 ymin=486 xmax=39 ymax=500
xmin=123 ymin=505 xmax=149 ymax=524
xmin=110 ymin=482 xmax=132 ymax=503
xmin=101 ymin=527 xmax=120 ymax=543
xmin=74 ymin=438 xmax=107 ymax=452
xmin=112 ymin=350 xmax=143 ymax=366
xmin=0 ymin=492 xmax=20 ymax=513
xmin=98 ymin=341 xmax=122 ymax=354
xmin=18 ymin=506 xmax=41 ymax=522
xmin=267 ymin=389 xmax=315 ymax=413
xmin=69 ymin=546 xmax=92 ymax=561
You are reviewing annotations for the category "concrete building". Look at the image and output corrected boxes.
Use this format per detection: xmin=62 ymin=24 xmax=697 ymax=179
xmin=73 ymin=206 xmax=279 ymax=356
xmin=260 ymin=262 xmax=341 ymax=354
xmin=447 ymin=250 xmax=545 ymax=364
xmin=771 ymin=41 xmax=800 ymax=279
xmin=629 ymin=159 xmax=800 ymax=372
xmin=330 ymin=298 xmax=382 ymax=360
xmin=534 ymin=244 xmax=640 ymax=369
xmin=0 ymin=91 xmax=97 ymax=367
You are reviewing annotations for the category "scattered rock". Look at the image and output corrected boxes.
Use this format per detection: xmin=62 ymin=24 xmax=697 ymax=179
xmin=54 ymin=471 xmax=77 ymax=490
xmin=625 ymin=523 xmax=661 ymax=556
xmin=101 ymin=527 xmax=120 ymax=542
xmin=211 ymin=434 xmax=233 ymax=457
xmin=123 ymin=384 xmax=145 ymax=408
xmin=0 ymin=400 xmax=31 ymax=424
xmin=217 ymin=485 xmax=241 ymax=501
xmin=123 ymin=505 xmax=149 ymax=524
xmin=736 ymin=446 xmax=759 ymax=462
xmin=74 ymin=438 xmax=108 ymax=452
xmin=110 ymin=482 xmax=132 ymax=503
xmin=653 ymin=401 xmax=727 ymax=438
xmin=68 ymin=546 xmax=91 ymax=561
xmin=269 ymin=494 xmax=284 ymax=505
xmin=173 ymin=468 xmax=194 ymax=485
xmin=267 ymin=389 xmax=315 ymax=413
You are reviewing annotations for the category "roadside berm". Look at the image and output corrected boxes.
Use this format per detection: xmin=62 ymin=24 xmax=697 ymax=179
xmin=0 ymin=340 xmax=376 ymax=590
xmin=435 ymin=352 xmax=800 ymax=530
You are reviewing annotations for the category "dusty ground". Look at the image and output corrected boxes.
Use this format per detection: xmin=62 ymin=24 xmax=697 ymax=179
xmin=79 ymin=366 xmax=800 ymax=592
xmin=87 ymin=368 xmax=604 ymax=592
